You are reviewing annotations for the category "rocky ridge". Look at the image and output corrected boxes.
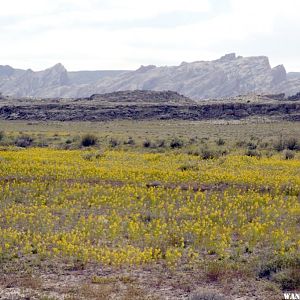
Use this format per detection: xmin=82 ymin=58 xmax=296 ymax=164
xmin=0 ymin=91 xmax=299 ymax=121
xmin=1 ymin=54 xmax=300 ymax=99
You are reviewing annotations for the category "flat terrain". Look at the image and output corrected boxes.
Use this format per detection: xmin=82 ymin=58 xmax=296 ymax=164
xmin=1 ymin=119 xmax=300 ymax=147
xmin=0 ymin=119 xmax=299 ymax=300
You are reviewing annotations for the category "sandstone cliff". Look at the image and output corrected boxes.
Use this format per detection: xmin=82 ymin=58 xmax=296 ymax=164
xmin=1 ymin=54 xmax=300 ymax=99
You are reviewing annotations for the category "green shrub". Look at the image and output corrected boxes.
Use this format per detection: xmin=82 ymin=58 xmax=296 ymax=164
xmin=272 ymin=268 xmax=300 ymax=290
xmin=273 ymin=137 xmax=299 ymax=151
xmin=109 ymin=138 xmax=119 ymax=148
xmin=258 ymin=255 xmax=300 ymax=279
xmin=169 ymin=138 xmax=184 ymax=149
xmin=245 ymin=149 xmax=261 ymax=157
xmin=81 ymin=134 xmax=97 ymax=147
xmin=283 ymin=150 xmax=295 ymax=160
xmin=0 ymin=131 xmax=4 ymax=141
xmin=156 ymin=139 xmax=166 ymax=148
xmin=215 ymin=138 xmax=225 ymax=146
xmin=285 ymin=137 xmax=299 ymax=150
xmin=200 ymin=148 xmax=220 ymax=160
xmin=247 ymin=142 xmax=257 ymax=150
xmin=273 ymin=138 xmax=285 ymax=152
xmin=124 ymin=137 xmax=135 ymax=145
xmin=82 ymin=151 xmax=103 ymax=161
xmin=259 ymin=141 xmax=269 ymax=149
xmin=265 ymin=150 xmax=275 ymax=158
xmin=15 ymin=135 xmax=34 ymax=148
xmin=143 ymin=139 xmax=151 ymax=148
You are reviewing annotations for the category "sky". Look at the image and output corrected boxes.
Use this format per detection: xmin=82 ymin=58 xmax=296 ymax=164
xmin=1 ymin=0 xmax=300 ymax=71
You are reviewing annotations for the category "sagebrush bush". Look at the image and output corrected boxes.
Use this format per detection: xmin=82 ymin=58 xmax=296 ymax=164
xmin=81 ymin=134 xmax=97 ymax=147
xmin=156 ymin=139 xmax=165 ymax=148
xmin=245 ymin=149 xmax=261 ymax=157
xmin=81 ymin=151 xmax=103 ymax=161
xmin=283 ymin=150 xmax=295 ymax=160
xmin=109 ymin=138 xmax=119 ymax=148
xmin=259 ymin=141 xmax=269 ymax=149
xmin=143 ymin=140 xmax=151 ymax=148
xmin=272 ymin=268 xmax=300 ymax=290
xmin=215 ymin=138 xmax=225 ymax=146
xmin=200 ymin=148 xmax=219 ymax=160
xmin=273 ymin=137 xmax=299 ymax=151
xmin=265 ymin=150 xmax=274 ymax=158
xmin=0 ymin=131 xmax=4 ymax=141
xmin=169 ymin=138 xmax=184 ymax=149
xmin=15 ymin=135 xmax=34 ymax=148
xmin=247 ymin=142 xmax=257 ymax=150
xmin=285 ymin=137 xmax=299 ymax=150
xmin=273 ymin=138 xmax=285 ymax=152
xmin=124 ymin=137 xmax=135 ymax=145
xmin=258 ymin=255 xmax=300 ymax=279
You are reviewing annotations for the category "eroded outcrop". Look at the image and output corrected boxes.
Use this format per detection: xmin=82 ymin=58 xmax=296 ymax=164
xmin=0 ymin=92 xmax=299 ymax=121
xmin=1 ymin=54 xmax=300 ymax=99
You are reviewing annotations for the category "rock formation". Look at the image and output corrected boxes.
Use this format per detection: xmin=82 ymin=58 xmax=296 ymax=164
xmin=1 ymin=54 xmax=300 ymax=99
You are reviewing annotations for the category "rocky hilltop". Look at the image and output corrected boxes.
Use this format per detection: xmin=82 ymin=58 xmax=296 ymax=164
xmin=87 ymin=90 xmax=193 ymax=104
xmin=1 ymin=54 xmax=300 ymax=99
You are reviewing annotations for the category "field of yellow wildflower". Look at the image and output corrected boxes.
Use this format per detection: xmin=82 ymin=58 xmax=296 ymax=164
xmin=0 ymin=148 xmax=299 ymax=264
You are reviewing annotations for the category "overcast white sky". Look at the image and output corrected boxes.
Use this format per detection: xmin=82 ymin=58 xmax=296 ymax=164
xmin=1 ymin=0 xmax=300 ymax=71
